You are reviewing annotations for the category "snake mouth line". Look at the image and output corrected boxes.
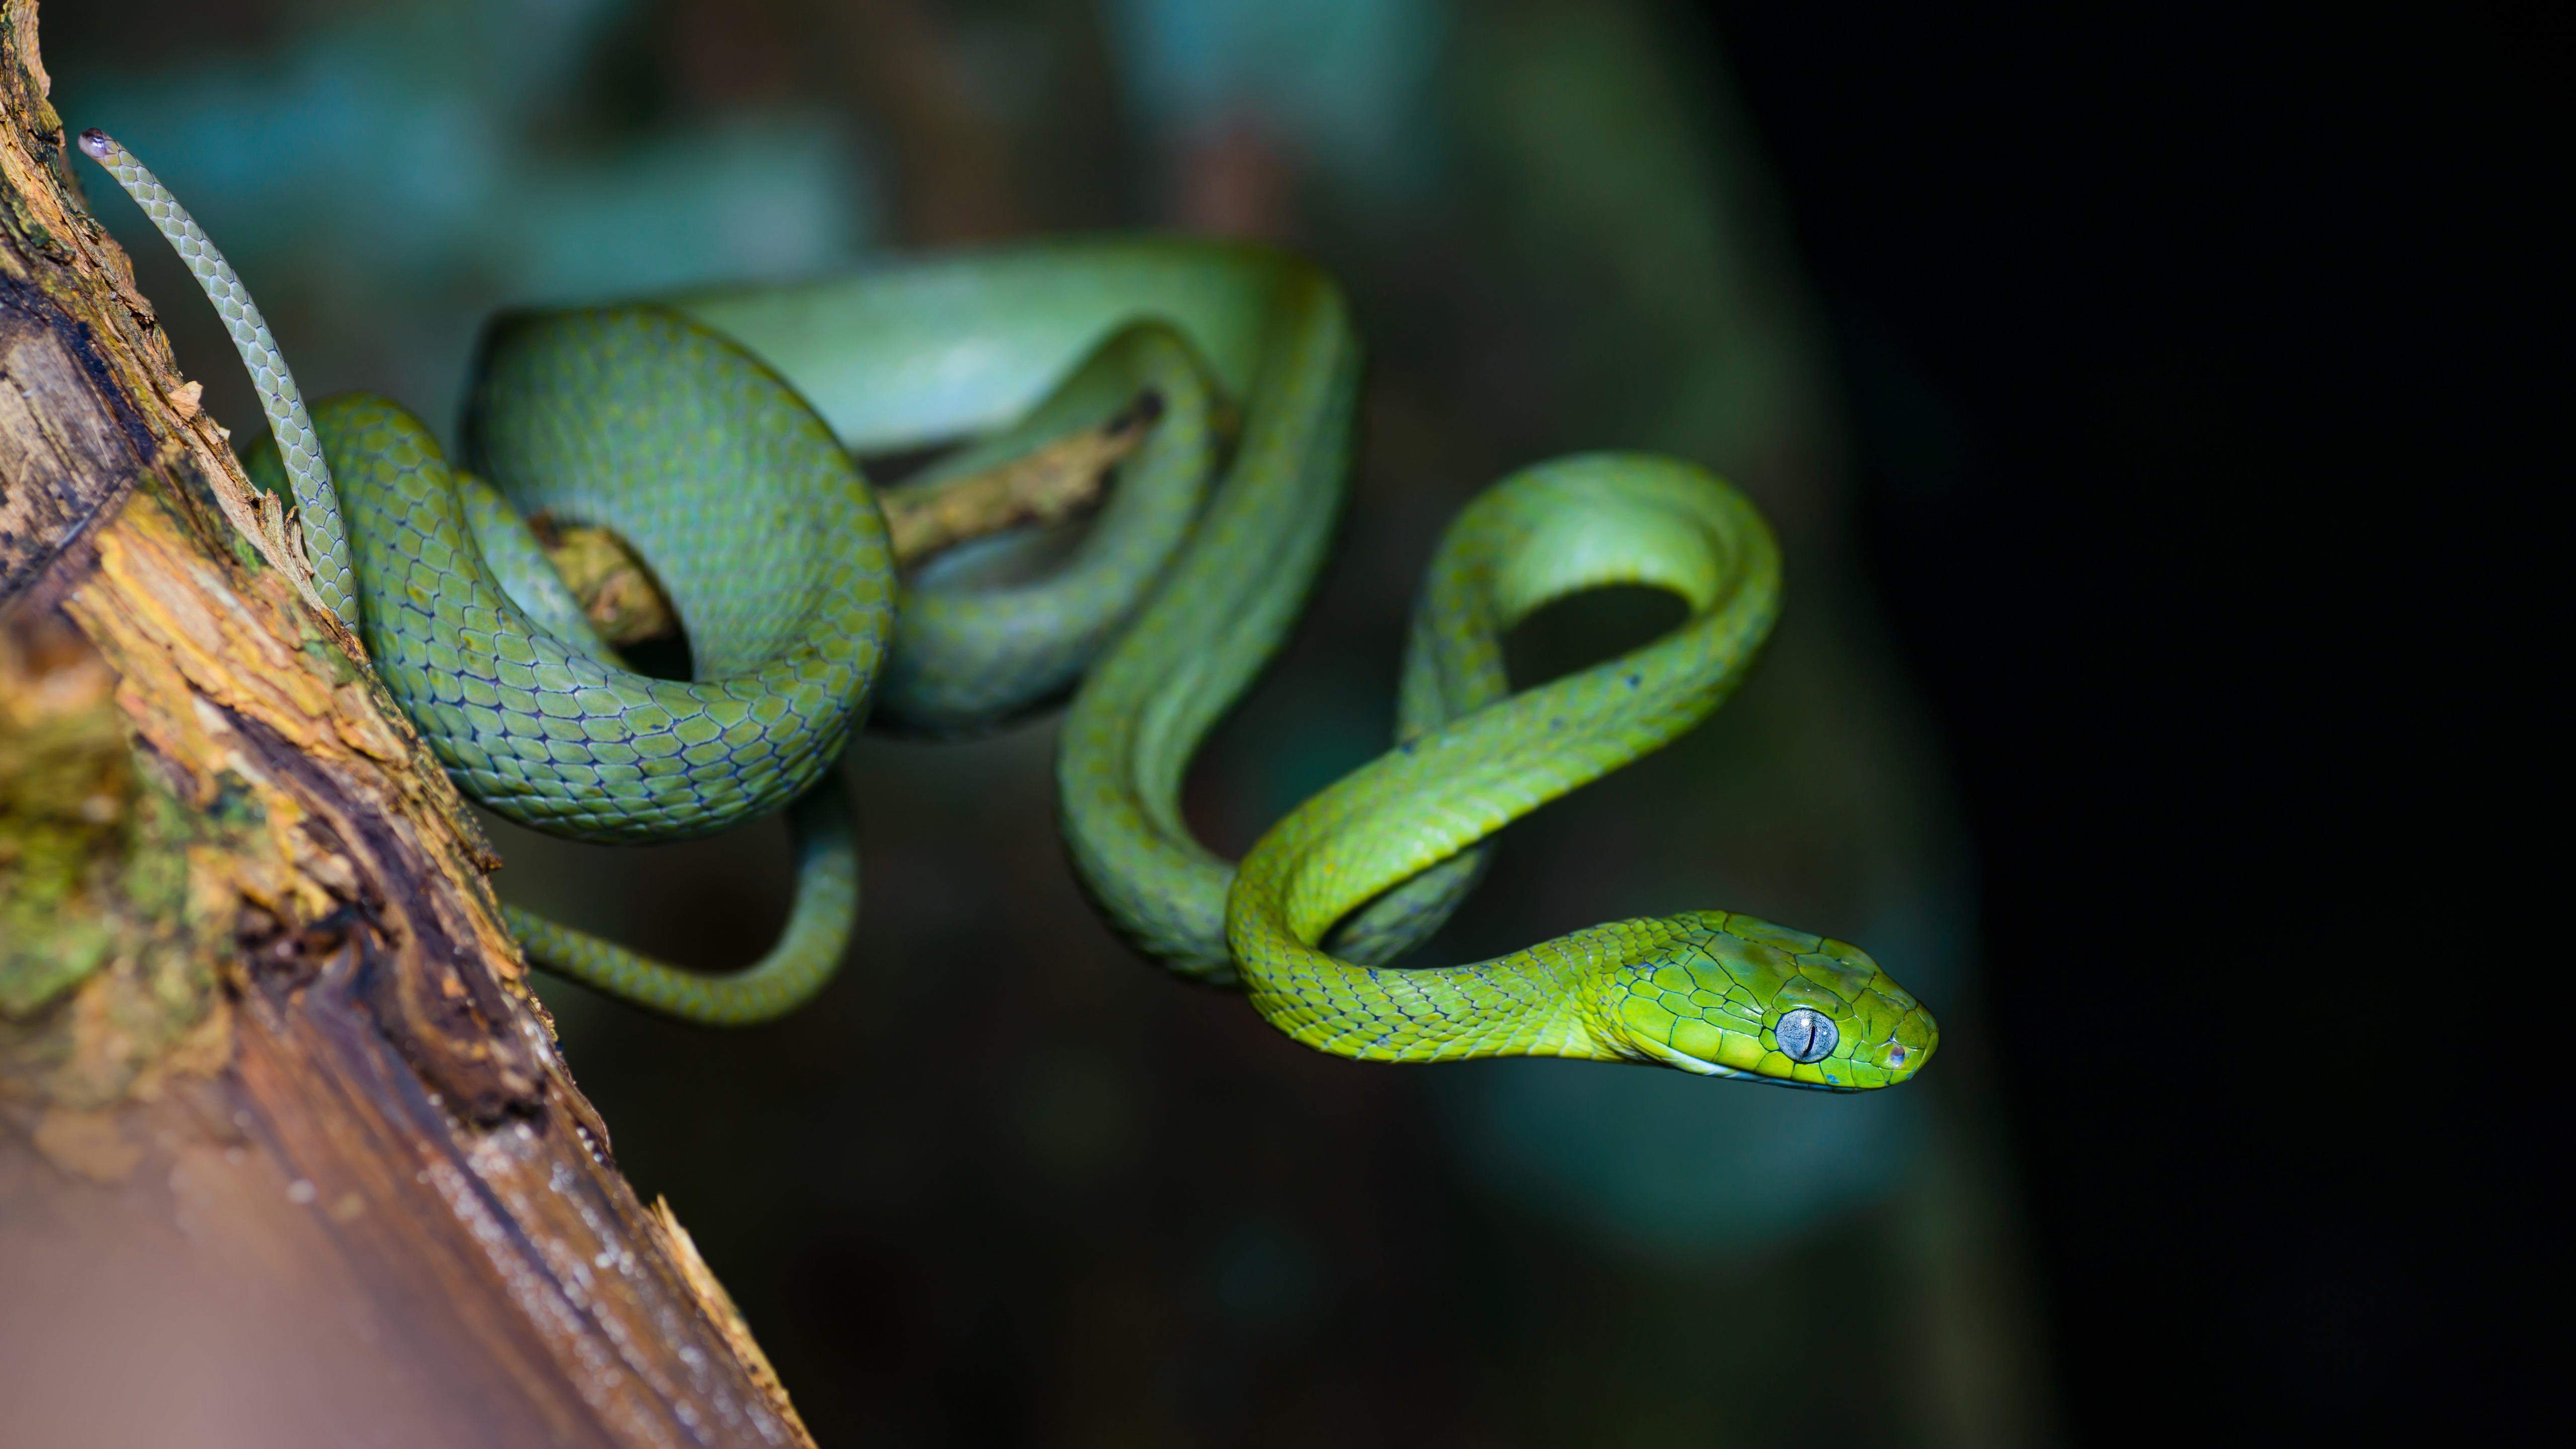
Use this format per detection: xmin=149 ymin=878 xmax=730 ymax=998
xmin=1625 ymin=1032 xmax=1874 ymax=1090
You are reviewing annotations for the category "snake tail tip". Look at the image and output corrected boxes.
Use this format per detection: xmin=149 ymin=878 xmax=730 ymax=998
xmin=77 ymin=128 xmax=113 ymax=160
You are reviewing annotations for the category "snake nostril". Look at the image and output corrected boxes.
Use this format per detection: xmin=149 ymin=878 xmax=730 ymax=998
xmin=1775 ymin=1006 xmax=1838 ymax=1064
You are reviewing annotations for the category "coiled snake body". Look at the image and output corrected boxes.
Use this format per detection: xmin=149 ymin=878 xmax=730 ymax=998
xmin=84 ymin=130 xmax=1934 ymax=1090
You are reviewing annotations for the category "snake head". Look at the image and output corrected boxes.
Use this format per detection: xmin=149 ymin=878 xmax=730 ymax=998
xmin=1594 ymin=911 xmax=1937 ymax=1089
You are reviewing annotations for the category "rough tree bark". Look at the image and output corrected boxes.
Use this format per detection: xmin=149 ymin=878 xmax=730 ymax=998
xmin=0 ymin=6 xmax=1110 ymax=1442
xmin=0 ymin=7 xmax=814 ymax=1443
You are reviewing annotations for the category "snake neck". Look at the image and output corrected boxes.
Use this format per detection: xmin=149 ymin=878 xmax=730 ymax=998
xmin=1230 ymin=880 xmax=1647 ymax=1065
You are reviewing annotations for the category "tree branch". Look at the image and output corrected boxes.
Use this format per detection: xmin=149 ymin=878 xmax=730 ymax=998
xmin=0 ymin=6 xmax=814 ymax=1443
xmin=534 ymin=390 xmax=1158 ymax=654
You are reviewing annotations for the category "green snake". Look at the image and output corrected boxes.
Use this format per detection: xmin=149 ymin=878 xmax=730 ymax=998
xmin=83 ymin=129 xmax=1935 ymax=1090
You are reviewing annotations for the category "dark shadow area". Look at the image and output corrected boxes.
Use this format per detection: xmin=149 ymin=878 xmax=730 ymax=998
xmin=1705 ymin=1 xmax=2543 ymax=1438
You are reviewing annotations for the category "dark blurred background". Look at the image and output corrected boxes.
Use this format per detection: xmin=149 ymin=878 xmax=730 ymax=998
xmin=50 ymin=1 xmax=2536 ymax=1443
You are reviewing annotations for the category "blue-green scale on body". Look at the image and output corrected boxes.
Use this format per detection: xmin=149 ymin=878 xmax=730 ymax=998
xmin=84 ymin=127 xmax=1937 ymax=1086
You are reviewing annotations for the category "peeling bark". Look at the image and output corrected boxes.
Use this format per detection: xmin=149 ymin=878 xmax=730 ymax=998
xmin=877 ymin=388 xmax=1163 ymax=564
xmin=0 ymin=6 xmax=818 ymax=1443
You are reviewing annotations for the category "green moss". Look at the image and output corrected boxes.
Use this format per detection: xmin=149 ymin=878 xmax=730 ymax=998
xmin=302 ymin=632 xmax=367 ymax=688
xmin=3 ymin=707 xmax=229 ymax=1104
xmin=206 ymin=772 xmax=267 ymax=831
xmin=2 ymin=705 xmax=133 ymax=1017
xmin=0 ymin=904 xmax=115 ymax=1019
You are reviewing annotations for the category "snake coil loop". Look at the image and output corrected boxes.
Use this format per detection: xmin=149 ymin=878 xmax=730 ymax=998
xmin=84 ymin=129 xmax=1934 ymax=1088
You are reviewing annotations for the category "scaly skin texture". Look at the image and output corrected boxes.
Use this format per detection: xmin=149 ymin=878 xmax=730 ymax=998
xmin=82 ymin=131 xmax=1936 ymax=1086
xmin=1219 ymin=455 xmax=1935 ymax=1087
xmin=79 ymin=131 xmax=354 ymax=621
xmin=500 ymin=787 xmax=860 ymax=1026
xmin=88 ymin=128 xmax=884 ymax=1017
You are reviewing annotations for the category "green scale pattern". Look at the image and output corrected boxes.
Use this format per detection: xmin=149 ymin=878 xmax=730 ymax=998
xmin=87 ymin=129 xmax=1937 ymax=1090
xmin=501 ymin=787 xmax=861 ymax=1026
xmin=85 ymin=132 xmax=354 ymax=620
xmin=243 ymin=315 xmax=891 ymax=845
xmin=1220 ymin=454 xmax=1936 ymax=1087
xmin=870 ymin=323 xmax=1226 ymax=737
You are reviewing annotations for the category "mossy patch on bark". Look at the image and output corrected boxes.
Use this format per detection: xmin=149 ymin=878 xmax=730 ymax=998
xmin=1 ymin=617 xmax=219 ymax=1106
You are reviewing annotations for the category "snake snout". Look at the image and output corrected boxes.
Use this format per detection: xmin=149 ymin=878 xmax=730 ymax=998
xmin=1866 ymin=1005 xmax=1938 ymax=1085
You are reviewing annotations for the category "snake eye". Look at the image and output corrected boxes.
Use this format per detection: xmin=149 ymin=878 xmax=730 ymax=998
xmin=1775 ymin=1006 xmax=1838 ymax=1064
